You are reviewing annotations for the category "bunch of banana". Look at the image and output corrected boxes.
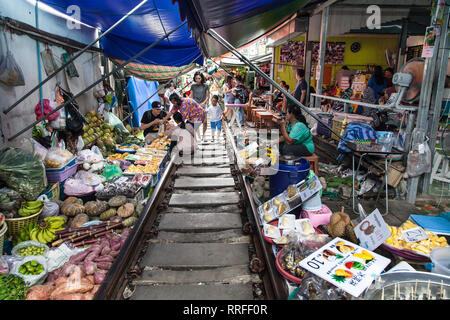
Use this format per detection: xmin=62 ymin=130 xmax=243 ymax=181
xmin=29 ymin=216 xmax=67 ymax=244
xmin=18 ymin=201 xmax=43 ymax=217
xmin=14 ymin=221 xmax=38 ymax=245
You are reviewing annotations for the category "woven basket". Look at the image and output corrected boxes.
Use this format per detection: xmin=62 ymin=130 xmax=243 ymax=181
xmin=0 ymin=222 xmax=7 ymax=253
xmin=5 ymin=208 xmax=42 ymax=237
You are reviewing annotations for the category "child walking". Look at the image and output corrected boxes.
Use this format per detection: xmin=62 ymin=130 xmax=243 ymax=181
xmin=207 ymin=95 xmax=224 ymax=142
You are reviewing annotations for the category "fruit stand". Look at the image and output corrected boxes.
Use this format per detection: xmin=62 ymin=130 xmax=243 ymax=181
xmin=0 ymin=108 xmax=172 ymax=300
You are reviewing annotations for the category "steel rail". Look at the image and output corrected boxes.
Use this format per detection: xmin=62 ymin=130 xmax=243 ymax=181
xmin=94 ymin=154 xmax=178 ymax=300
xmin=223 ymin=122 xmax=288 ymax=300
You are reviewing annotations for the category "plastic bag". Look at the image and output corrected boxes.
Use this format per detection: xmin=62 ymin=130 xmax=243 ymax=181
xmin=11 ymin=255 xmax=48 ymax=286
xmin=44 ymin=147 xmax=73 ymax=169
xmin=63 ymin=178 xmax=95 ymax=196
xmin=74 ymin=170 xmax=106 ymax=186
xmin=11 ymin=240 xmax=50 ymax=258
xmin=0 ymin=148 xmax=47 ymax=201
xmin=406 ymin=139 xmax=432 ymax=178
xmin=102 ymin=163 xmax=123 ymax=181
xmin=0 ymin=32 xmax=25 ymax=86
xmin=41 ymin=200 xmax=60 ymax=218
xmin=108 ymin=112 xmax=128 ymax=133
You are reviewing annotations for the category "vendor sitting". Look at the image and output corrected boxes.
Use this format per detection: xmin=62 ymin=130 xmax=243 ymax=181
xmin=279 ymin=104 xmax=314 ymax=157
xmin=140 ymin=101 xmax=167 ymax=144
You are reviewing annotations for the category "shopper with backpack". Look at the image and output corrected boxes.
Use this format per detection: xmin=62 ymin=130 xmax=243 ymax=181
xmin=231 ymin=75 xmax=250 ymax=126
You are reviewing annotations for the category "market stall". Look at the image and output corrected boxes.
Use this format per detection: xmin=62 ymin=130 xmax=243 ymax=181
xmin=0 ymin=99 xmax=173 ymax=300
xmin=226 ymin=123 xmax=450 ymax=301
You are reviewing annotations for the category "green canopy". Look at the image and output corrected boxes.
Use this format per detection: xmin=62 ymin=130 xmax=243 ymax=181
xmin=111 ymin=58 xmax=198 ymax=82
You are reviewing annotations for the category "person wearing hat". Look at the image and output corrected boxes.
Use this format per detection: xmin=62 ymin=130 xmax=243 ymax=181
xmin=140 ymin=101 xmax=168 ymax=144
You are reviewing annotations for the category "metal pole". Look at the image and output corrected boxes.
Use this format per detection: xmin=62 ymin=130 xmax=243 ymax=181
xmin=122 ymin=56 xmax=202 ymax=123
xmin=206 ymin=28 xmax=347 ymax=142
xmin=396 ymin=18 xmax=409 ymax=72
xmin=406 ymin=1 xmax=442 ymax=203
xmin=315 ymin=6 xmax=329 ymax=109
xmin=3 ymin=0 xmax=149 ymax=115
xmin=423 ymin=4 xmax=450 ymax=193
xmin=7 ymin=21 xmax=187 ymax=141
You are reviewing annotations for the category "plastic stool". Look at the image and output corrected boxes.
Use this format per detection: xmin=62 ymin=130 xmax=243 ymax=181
xmin=302 ymin=154 xmax=319 ymax=175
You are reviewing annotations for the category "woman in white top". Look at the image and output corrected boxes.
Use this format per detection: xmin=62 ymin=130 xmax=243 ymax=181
xmin=164 ymin=82 xmax=180 ymax=111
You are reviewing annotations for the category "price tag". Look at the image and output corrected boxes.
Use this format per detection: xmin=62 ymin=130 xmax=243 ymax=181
xmin=401 ymin=227 xmax=429 ymax=242
xmin=354 ymin=209 xmax=391 ymax=251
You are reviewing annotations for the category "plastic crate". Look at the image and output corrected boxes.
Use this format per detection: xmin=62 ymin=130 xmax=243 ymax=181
xmin=46 ymin=163 xmax=78 ymax=183
xmin=316 ymin=113 xmax=334 ymax=138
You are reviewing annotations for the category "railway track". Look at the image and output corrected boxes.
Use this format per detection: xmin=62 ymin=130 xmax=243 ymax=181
xmin=94 ymin=122 xmax=288 ymax=300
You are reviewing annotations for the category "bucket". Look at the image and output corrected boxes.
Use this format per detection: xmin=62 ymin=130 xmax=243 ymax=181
xmin=302 ymin=191 xmax=323 ymax=211
xmin=429 ymin=247 xmax=450 ymax=276
xmin=269 ymin=158 xmax=310 ymax=198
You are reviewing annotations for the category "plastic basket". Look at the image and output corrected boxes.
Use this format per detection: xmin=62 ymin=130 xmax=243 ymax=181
xmin=0 ymin=222 xmax=7 ymax=253
xmin=317 ymin=113 xmax=334 ymax=138
xmin=46 ymin=163 xmax=78 ymax=183
xmin=45 ymin=157 xmax=77 ymax=172
xmin=40 ymin=182 xmax=60 ymax=201
xmin=5 ymin=208 xmax=42 ymax=237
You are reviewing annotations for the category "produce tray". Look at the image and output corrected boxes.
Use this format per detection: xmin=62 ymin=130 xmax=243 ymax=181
xmin=380 ymin=243 xmax=431 ymax=262
xmin=114 ymin=144 xmax=138 ymax=154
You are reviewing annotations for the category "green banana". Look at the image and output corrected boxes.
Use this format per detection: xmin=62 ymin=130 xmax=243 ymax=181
xmin=29 ymin=228 xmax=39 ymax=242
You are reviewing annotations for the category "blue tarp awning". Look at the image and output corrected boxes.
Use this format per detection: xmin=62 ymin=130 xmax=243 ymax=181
xmin=126 ymin=77 xmax=159 ymax=128
xmin=40 ymin=0 xmax=204 ymax=66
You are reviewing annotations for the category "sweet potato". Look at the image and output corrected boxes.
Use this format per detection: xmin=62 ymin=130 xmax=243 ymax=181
xmin=54 ymin=293 xmax=87 ymax=300
xmin=94 ymin=270 xmax=107 ymax=284
xmin=101 ymin=245 xmax=111 ymax=256
xmin=97 ymin=262 xmax=112 ymax=270
xmin=110 ymin=250 xmax=120 ymax=257
xmin=56 ymin=278 xmax=93 ymax=295
xmin=26 ymin=285 xmax=55 ymax=300
xmin=84 ymin=261 xmax=97 ymax=275
xmin=90 ymin=285 xmax=100 ymax=295
xmin=54 ymin=277 xmax=68 ymax=287
xmin=94 ymin=255 xmax=114 ymax=263
xmin=69 ymin=248 xmax=92 ymax=264
xmin=86 ymin=275 xmax=95 ymax=284
xmin=83 ymin=292 xmax=95 ymax=300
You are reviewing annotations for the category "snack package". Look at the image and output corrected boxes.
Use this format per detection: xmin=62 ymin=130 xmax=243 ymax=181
xmin=44 ymin=147 xmax=73 ymax=168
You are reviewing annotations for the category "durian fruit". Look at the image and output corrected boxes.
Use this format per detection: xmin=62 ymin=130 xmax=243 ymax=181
xmin=345 ymin=222 xmax=358 ymax=244
xmin=327 ymin=206 xmax=353 ymax=239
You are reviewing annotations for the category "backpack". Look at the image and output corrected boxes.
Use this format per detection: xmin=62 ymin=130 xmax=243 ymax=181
xmin=235 ymin=85 xmax=249 ymax=104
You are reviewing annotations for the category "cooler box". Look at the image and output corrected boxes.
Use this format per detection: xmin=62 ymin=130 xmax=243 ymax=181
xmin=269 ymin=157 xmax=310 ymax=198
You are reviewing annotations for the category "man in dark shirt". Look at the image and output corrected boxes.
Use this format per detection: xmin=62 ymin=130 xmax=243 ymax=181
xmin=140 ymin=101 xmax=167 ymax=143
xmin=293 ymin=68 xmax=308 ymax=106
